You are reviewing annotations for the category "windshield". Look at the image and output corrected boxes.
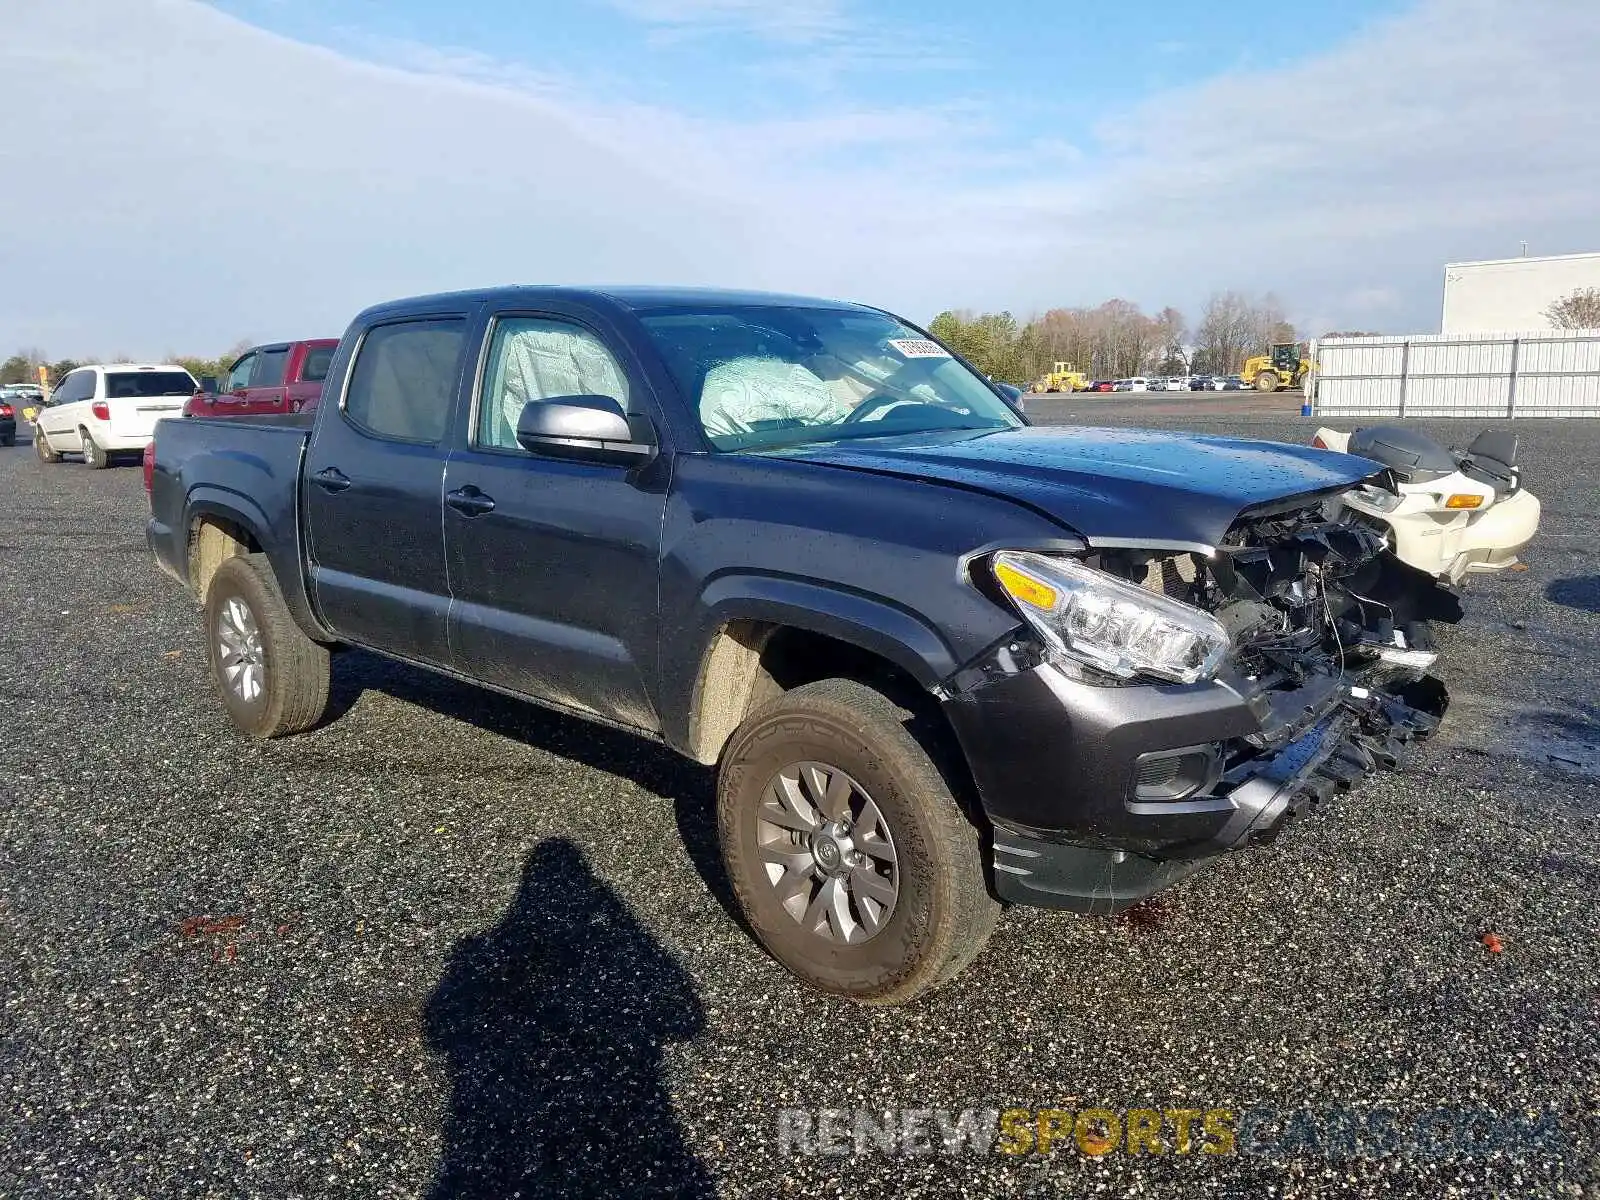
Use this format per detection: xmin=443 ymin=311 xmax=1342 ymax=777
xmin=104 ymin=370 xmax=196 ymax=398
xmin=639 ymin=305 xmax=1022 ymax=451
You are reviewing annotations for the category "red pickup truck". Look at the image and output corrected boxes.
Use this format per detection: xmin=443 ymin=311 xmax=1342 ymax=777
xmin=184 ymin=339 xmax=338 ymax=418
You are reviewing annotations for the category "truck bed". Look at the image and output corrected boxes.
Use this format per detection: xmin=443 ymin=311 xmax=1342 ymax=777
xmin=146 ymin=413 xmax=313 ymax=601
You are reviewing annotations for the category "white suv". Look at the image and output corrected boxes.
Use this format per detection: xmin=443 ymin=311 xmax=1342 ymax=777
xmin=34 ymin=364 xmax=196 ymax=468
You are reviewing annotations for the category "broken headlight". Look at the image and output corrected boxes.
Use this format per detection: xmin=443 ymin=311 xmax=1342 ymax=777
xmin=990 ymin=551 xmax=1230 ymax=685
xmin=1349 ymin=482 xmax=1403 ymax=512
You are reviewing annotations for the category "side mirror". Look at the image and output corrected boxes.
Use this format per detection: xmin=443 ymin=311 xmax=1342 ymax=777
xmin=514 ymin=395 xmax=654 ymax=462
xmin=199 ymin=376 xmax=219 ymax=395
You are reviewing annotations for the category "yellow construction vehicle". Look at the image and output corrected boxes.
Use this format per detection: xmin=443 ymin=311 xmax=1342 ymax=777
xmin=1034 ymin=361 xmax=1088 ymax=393
xmin=1241 ymin=343 xmax=1311 ymax=392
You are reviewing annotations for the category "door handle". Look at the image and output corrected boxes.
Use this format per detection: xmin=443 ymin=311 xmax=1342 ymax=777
xmin=312 ymin=466 xmax=351 ymax=492
xmin=446 ymin=486 xmax=496 ymax=517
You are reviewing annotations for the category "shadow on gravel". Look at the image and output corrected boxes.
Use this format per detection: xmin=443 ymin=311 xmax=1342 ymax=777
xmin=1545 ymin=575 xmax=1600 ymax=613
xmin=423 ymin=837 xmax=716 ymax=1199
xmin=325 ymin=651 xmax=743 ymax=927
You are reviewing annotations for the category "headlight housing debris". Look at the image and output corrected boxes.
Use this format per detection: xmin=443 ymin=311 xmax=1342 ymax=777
xmin=991 ymin=550 xmax=1230 ymax=684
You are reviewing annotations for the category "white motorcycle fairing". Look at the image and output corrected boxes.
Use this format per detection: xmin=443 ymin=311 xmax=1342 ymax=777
xmin=1314 ymin=427 xmax=1540 ymax=586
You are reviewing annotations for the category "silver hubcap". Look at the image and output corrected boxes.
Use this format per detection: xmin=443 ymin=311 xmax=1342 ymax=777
xmin=756 ymin=761 xmax=900 ymax=945
xmin=217 ymin=596 xmax=265 ymax=703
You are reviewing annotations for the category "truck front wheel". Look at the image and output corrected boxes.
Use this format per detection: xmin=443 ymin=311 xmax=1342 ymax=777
xmin=204 ymin=554 xmax=331 ymax=738
xmin=1254 ymin=371 xmax=1279 ymax=392
xmin=717 ymin=678 xmax=999 ymax=1004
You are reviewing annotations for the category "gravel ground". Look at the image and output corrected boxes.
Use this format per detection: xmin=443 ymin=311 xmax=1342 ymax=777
xmin=1 ymin=411 xmax=1597 ymax=1199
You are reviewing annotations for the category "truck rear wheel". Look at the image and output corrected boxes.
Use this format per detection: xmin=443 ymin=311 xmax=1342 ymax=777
xmin=204 ymin=554 xmax=331 ymax=738
xmin=716 ymin=678 xmax=998 ymax=1005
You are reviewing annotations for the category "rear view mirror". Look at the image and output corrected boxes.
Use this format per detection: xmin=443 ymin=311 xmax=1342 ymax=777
xmin=199 ymin=376 xmax=219 ymax=395
xmin=515 ymin=395 xmax=654 ymax=462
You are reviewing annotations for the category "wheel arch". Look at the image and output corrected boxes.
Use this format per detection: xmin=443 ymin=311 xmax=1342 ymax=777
xmin=186 ymin=491 xmax=272 ymax=598
xmin=184 ymin=488 xmax=331 ymax=642
xmin=680 ymin=577 xmax=961 ymax=767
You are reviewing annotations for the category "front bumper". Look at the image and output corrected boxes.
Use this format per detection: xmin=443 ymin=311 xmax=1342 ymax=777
xmin=942 ymin=651 xmax=1444 ymax=914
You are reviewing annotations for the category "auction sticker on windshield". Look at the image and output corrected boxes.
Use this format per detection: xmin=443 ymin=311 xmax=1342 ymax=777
xmin=887 ymin=338 xmax=951 ymax=359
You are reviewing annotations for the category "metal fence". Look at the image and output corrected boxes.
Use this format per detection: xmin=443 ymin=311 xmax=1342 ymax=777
xmin=1309 ymin=330 xmax=1600 ymax=418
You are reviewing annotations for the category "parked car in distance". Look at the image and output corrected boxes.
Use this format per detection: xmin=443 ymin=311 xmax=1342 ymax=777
xmin=1164 ymin=376 xmax=1192 ymax=392
xmin=0 ymin=395 xmax=15 ymax=446
xmin=1214 ymin=375 xmax=1246 ymax=391
xmin=1087 ymin=380 xmax=1115 ymax=392
xmin=2 ymin=387 xmax=44 ymax=428
xmin=1190 ymin=375 xmax=1215 ymax=391
xmin=185 ymin=339 xmax=339 ymax=418
xmin=148 ymin=284 xmax=1449 ymax=1006
xmin=34 ymin=363 xmax=197 ymax=467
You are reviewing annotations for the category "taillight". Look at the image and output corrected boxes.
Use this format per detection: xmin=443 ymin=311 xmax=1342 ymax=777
xmin=143 ymin=442 xmax=155 ymax=492
xmin=0 ymin=404 xmax=13 ymax=418
xmin=92 ymin=400 xmax=111 ymax=422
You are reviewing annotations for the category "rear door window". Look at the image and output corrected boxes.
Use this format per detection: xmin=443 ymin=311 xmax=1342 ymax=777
xmin=300 ymin=345 xmax=335 ymax=383
xmin=342 ymin=319 xmax=465 ymax=444
xmin=254 ymin=348 xmax=290 ymax=388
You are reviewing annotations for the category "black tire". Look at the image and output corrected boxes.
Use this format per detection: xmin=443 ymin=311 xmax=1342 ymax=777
xmin=79 ymin=427 xmax=108 ymax=469
xmin=717 ymin=678 xmax=998 ymax=1005
xmin=35 ymin=427 xmax=61 ymax=463
xmin=204 ymin=554 xmax=331 ymax=738
xmin=1 ymin=432 xmax=13 ymax=447
xmin=1254 ymin=371 xmax=1278 ymax=393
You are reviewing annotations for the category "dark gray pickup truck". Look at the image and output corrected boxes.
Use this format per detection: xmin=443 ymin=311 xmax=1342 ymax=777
xmin=149 ymin=286 xmax=1449 ymax=1004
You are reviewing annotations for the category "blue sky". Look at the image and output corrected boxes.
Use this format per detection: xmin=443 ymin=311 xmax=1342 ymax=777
xmin=1 ymin=0 xmax=1595 ymax=356
xmin=214 ymin=0 xmax=1397 ymax=175
xmin=215 ymin=0 xmax=1394 ymax=120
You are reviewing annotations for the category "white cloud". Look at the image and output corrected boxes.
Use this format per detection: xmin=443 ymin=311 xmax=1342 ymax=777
xmin=597 ymin=0 xmax=850 ymax=43
xmin=1012 ymin=0 xmax=1600 ymax=332
xmin=0 ymin=0 xmax=1595 ymax=355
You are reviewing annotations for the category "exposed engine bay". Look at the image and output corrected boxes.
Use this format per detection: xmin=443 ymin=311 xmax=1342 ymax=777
xmin=1096 ymin=495 xmax=1457 ymax=681
xmin=1084 ymin=494 xmax=1454 ymax=830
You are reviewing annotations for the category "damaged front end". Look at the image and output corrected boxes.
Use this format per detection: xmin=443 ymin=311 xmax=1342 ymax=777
xmin=1100 ymin=497 xmax=1451 ymax=846
xmin=941 ymin=493 xmax=1453 ymax=914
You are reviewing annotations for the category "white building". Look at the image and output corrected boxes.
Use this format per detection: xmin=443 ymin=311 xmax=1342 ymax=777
xmin=1441 ymin=250 xmax=1600 ymax=333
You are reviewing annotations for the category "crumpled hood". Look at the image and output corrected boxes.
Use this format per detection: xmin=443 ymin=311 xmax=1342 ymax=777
xmin=771 ymin=425 xmax=1378 ymax=546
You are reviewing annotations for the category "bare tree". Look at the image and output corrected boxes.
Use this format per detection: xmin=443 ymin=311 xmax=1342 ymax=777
xmin=1152 ymin=306 xmax=1189 ymax=373
xmin=1544 ymin=287 xmax=1600 ymax=329
xmin=1195 ymin=291 xmax=1254 ymax=374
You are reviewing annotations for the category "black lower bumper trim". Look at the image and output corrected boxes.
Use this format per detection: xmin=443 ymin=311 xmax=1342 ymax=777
xmin=1203 ymin=677 xmax=1443 ymax=854
xmin=989 ymin=673 xmax=1448 ymax=911
xmin=991 ymin=836 xmax=1210 ymax=914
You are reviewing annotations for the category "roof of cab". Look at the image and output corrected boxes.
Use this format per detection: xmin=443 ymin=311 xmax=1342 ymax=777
xmin=353 ymin=285 xmax=877 ymax=324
